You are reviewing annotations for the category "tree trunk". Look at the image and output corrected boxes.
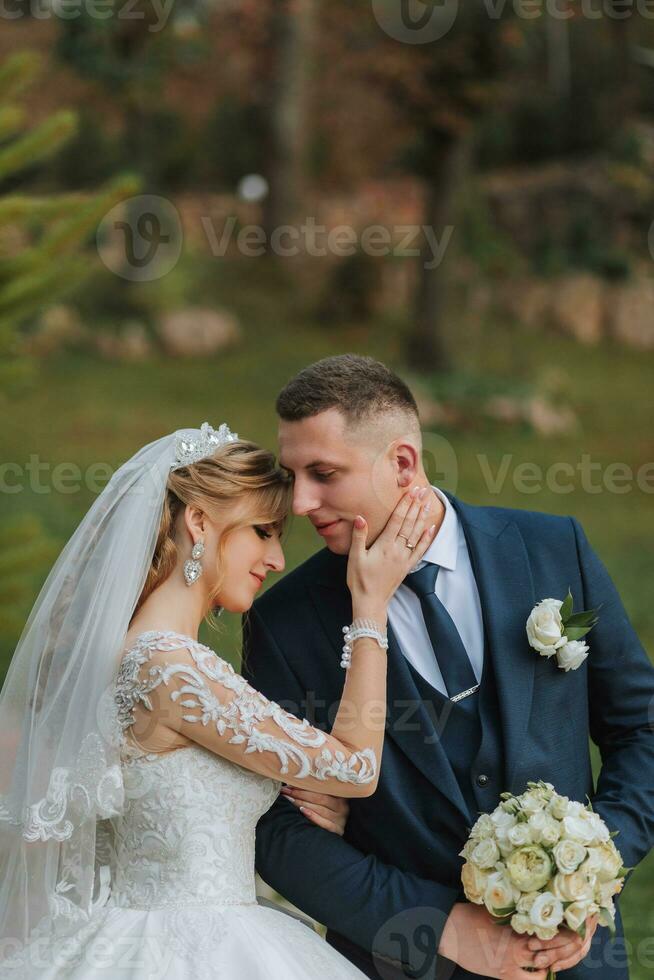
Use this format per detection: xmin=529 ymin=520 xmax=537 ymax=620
xmin=547 ymin=15 xmax=571 ymax=99
xmin=406 ymin=134 xmax=471 ymax=374
xmin=263 ymin=0 xmax=316 ymax=237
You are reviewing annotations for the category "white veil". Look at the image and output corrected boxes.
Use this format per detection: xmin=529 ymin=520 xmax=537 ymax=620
xmin=0 ymin=427 xmax=222 ymax=969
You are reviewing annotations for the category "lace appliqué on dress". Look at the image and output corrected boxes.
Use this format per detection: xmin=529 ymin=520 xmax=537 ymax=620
xmin=0 ymin=732 xmax=123 ymax=843
xmin=115 ymin=631 xmax=377 ymax=785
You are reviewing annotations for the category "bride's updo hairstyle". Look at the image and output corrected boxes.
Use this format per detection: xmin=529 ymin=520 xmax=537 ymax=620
xmin=135 ymin=439 xmax=293 ymax=622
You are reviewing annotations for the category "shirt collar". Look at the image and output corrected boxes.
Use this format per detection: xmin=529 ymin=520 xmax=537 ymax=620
xmin=415 ymin=485 xmax=458 ymax=572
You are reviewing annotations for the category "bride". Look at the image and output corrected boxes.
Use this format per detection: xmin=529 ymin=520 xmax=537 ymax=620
xmin=0 ymin=421 xmax=436 ymax=978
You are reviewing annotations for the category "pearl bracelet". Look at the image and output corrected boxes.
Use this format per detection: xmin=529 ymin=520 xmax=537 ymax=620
xmin=341 ymin=618 xmax=389 ymax=670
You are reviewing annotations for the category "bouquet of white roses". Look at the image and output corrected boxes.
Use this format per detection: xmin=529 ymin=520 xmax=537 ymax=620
xmin=460 ymin=781 xmax=628 ymax=980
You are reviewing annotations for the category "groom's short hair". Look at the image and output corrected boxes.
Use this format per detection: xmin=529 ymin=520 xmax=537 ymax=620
xmin=276 ymin=354 xmax=419 ymax=428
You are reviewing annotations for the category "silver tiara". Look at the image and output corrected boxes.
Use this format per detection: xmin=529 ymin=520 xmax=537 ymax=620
xmin=171 ymin=422 xmax=239 ymax=471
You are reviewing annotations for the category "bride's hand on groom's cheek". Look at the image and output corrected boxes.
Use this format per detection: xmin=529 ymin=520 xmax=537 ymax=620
xmin=280 ymin=786 xmax=349 ymax=836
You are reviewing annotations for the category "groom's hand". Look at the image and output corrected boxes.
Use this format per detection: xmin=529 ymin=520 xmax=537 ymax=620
xmin=280 ymin=785 xmax=349 ymax=836
xmin=439 ymin=904 xmax=596 ymax=979
xmin=526 ymin=914 xmax=599 ymax=973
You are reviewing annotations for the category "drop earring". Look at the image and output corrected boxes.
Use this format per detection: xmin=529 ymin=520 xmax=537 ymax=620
xmin=184 ymin=539 xmax=205 ymax=586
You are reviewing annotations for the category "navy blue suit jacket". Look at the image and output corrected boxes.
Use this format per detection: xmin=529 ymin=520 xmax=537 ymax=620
xmin=242 ymin=493 xmax=654 ymax=980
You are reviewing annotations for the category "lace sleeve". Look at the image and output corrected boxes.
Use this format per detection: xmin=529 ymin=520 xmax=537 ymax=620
xmin=116 ymin=632 xmax=378 ymax=796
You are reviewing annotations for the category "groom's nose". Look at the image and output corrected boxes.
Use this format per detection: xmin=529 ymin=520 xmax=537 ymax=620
xmin=292 ymin=479 xmax=321 ymax=517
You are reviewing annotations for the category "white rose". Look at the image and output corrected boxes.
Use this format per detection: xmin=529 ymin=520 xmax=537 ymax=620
xmin=516 ymin=891 xmax=540 ymax=914
xmin=461 ymin=861 xmax=490 ymax=905
xmin=556 ymin=639 xmax=589 ymax=672
xmin=551 ymin=871 xmax=594 ymax=904
xmin=564 ymin=901 xmax=591 ymax=933
xmin=526 ymin=599 xmax=566 ymax=657
xmin=492 ymin=810 xmax=518 ymax=855
xmin=508 ymin=823 xmax=532 ymax=847
xmin=471 ymin=838 xmax=501 ymax=869
xmin=498 ymin=839 xmax=515 ymax=859
xmin=529 ymin=811 xmax=561 ymax=847
xmin=582 ymin=846 xmax=604 ymax=877
xmin=586 ymin=813 xmax=610 ymax=844
xmin=563 ymin=814 xmax=599 ymax=847
xmin=595 ymin=841 xmax=623 ymax=883
xmin=491 ymin=809 xmax=518 ymax=835
xmin=511 ymin=913 xmax=534 ymax=935
xmin=548 ymin=793 xmax=570 ymax=820
xmin=506 ymin=845 xmax=552 ymax=892
xmin=470 ymin=813 xmax=495 ymax=841
xmin=553 ymin=839 xmax=587 ymax=874
xmin=598 ymin=879 xmax=624 ymax=904
xmin=529 ymin=892 xmax=564 ymax=933
xmin=484 ymin=870 xmax=520 ymax=916
xmin=521 ymin=790 xmax=549 ymax=816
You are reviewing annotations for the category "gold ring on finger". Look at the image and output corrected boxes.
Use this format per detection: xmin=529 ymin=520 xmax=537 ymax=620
xmin=405 ymin=541 xmax=416 ymax=551
xmin=397 ymin=533 xmax=410 ymax=542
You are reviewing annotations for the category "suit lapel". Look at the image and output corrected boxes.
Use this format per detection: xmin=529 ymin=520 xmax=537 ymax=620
xmin=443 ymin=492 xmax=537 ymax=787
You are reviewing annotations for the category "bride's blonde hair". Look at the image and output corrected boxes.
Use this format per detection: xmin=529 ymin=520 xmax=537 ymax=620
xmin=134 ymin=440 xmax=293 ymax=625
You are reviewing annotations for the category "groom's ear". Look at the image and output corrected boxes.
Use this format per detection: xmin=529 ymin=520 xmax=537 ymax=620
xmin=392 ymin=439 xmax=421 ymax=488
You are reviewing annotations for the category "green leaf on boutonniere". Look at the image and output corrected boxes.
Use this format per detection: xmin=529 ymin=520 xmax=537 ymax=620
xmin=560 ymin=589 xmax=574 ymax=622
xmin=564 ymin=610 xmax=600 ymax=630
xmin=563 ymin=626 xmax=592 ymax=642
xmin=558 ymin=596 xmax=602 ymax=643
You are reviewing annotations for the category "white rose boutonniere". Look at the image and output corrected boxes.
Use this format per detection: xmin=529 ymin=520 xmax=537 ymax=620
xmin=526 ymin=589 xmax=601 ymax=672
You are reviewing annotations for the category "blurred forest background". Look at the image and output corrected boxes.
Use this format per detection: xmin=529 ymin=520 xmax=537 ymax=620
xmin=0 ymin=0 xmax=653 ymax=971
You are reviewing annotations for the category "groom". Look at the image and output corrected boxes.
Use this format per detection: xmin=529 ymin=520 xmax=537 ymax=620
xmin=242 ymin=354 xmax=654 ymax=980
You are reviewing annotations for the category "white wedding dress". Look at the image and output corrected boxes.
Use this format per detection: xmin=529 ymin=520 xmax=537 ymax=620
xmin=7 ymin=631 xmax=370 ymax=979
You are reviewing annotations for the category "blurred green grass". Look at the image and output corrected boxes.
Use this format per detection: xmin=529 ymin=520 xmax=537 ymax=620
xmin=1 ymin=255 xmax=652 ymax=973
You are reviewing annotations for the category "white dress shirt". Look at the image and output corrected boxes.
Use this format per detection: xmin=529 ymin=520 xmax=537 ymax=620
xmin=387 ymin=486 xmax=485 ymax=695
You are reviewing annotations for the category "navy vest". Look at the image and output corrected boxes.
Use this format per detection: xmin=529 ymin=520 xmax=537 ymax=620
xmin=402 ymin=632 xmax=505 ymax=832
